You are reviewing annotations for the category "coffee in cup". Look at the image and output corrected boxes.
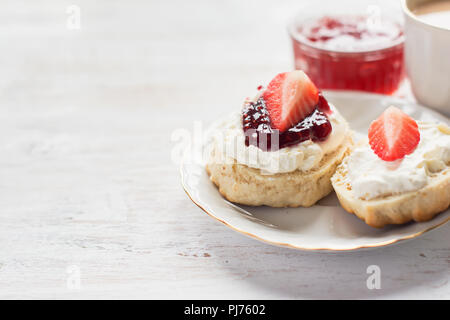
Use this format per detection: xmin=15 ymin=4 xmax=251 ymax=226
xmin=402 ymin=0 xmax=450 ymax=116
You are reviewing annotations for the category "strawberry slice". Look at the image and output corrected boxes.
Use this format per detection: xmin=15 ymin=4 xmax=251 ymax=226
xmin=368 ymin=106 xmax=420 ymax=161
xmin=262 ymin=71 xmax=319 ymax=132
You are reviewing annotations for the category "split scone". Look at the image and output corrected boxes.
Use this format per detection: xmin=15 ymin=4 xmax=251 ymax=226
xmin=332 ymin=106 xmax=450 ymax=228
xmin=206 ymin=70 xmax=353 ymax=207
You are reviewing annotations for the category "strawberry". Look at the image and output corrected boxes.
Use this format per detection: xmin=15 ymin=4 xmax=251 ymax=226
xmin=262 ymin=71 xmax=319 ymax=132
xmin=368 ymin=106 xmax=420 ymax=161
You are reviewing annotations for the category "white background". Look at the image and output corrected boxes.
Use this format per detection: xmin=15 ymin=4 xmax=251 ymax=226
xmin=0 ymin=0 xmax=448 ymax=299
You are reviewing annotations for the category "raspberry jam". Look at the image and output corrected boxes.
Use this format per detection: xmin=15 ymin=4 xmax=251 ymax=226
xmin=289 ymin=15 xmax=405 ymax=94
xmin=243 ymin=94 xmax=332 ymax=151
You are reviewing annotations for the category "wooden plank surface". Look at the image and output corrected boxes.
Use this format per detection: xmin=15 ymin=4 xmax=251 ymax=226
xmin=0 ymin=0 xmax=448 ymax=299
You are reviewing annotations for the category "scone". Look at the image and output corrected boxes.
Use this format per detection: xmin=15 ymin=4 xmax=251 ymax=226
xmin=206 ymin=70 xmax=353 ymax=207
xmin=332 ymin=106 xmax=450 ymax=228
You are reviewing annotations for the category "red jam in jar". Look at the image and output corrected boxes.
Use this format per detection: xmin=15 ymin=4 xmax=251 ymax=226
xmin=289 ymin=15 xmax=405 ymax=94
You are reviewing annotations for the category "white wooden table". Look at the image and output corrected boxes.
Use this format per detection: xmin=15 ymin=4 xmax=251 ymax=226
xmin=0 ymin=0 xmax=448 ymax=299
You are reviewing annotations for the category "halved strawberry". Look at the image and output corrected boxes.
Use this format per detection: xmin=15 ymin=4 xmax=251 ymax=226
xmin=368 ymin=106 xmax=420 ymax=161
xmin=262 ymin=71 xmax=319 ymax=132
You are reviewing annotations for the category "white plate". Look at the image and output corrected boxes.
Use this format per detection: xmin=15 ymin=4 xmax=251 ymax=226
xmin=181 ymin=91 xmax=450 ymax=252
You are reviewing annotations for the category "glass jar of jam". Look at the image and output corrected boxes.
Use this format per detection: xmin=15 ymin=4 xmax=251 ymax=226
xmin=288 ymin=0 xmax=405 ymax=95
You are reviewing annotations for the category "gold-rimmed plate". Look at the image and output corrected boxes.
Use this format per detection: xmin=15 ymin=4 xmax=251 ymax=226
xmin=181 ymin=91 xmax=450 ymax=251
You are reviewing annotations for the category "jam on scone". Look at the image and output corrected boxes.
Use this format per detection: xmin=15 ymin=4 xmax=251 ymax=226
xmin=207 ymin=70 xmax=353 ymax=207
xmin=242 ymin=71 xmax=333 ymax=151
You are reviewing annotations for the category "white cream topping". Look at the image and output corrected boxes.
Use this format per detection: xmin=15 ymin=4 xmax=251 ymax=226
xmin=345 ymin=122 xmax=450 ymax=200
xmin=212 ymin=104 xmax=349 ymax=175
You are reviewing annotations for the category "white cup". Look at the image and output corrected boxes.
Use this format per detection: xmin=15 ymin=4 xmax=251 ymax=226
xmin=402 ymin=0 xmax=450 ymax=116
